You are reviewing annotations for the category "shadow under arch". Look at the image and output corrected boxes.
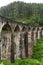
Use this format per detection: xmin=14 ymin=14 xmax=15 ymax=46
xmin=14 ymin=25 xmax=20 ymax=32
xmin=36 ymin=27 xmax=40 ymax=38
xmin=1 ymin=23 xmax=12 ymax=33
xmin=32 ymin=27 xmax=36 ymax=37
xmin=22 ymin=26 xmax=26 ymax=31
xmin=24 ymin=32 xmax=28 ymax=57
xmin=32 ymin=27 xmax=36 ymax=31
xmin=28 ymin=27 xmax=31 ymax=31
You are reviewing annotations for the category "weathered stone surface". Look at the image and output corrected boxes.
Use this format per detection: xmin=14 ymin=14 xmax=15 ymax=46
xmin=0 ymin=16 xmax=43 ymax=62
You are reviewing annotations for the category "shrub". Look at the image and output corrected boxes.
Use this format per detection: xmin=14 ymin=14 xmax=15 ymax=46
xmin=0 ymin=58 xmax=43 ymax=65
xmin=32 ymin=36 xmax=43 ymax=62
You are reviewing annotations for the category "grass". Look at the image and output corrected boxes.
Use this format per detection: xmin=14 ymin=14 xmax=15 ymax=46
xmin=0 ymin=58 xmax=43 ymax=65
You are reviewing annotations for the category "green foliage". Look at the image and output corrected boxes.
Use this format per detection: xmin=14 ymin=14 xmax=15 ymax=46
xmin=32 ymin=36 xmax=43 ymax=62
xmin=0 ymin=2 xmax=43 ymax=64
xmin=0 ymin=2 xmax=43 ymax=25
xmin=0 ymin=58 xmax=43 ymax=65
xmin=0 ymin=62 xmax=4 ymax=65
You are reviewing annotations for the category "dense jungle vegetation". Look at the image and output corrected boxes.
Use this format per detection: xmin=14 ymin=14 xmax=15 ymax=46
xmin=0 ymin=1 xmax=43 ymax=25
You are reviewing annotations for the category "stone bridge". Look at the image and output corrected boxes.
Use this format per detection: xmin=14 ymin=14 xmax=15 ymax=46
xmin=0 ymin=15 xmax=43 ymax=62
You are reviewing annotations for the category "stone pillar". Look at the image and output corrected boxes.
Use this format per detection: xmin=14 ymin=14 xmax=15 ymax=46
xmin=11 ymin=33 xmax=14 ymax=63
xmin=1 ymin=32 xmax=13 ymax=62
xmin=1 ymin=36 xmax=5 ymax=60
xmin=32 ymin=28 xmax=37 ymax=46
xmin=14 ymin=32 xmax=20 ymax=59
xmin=33 ymin=30 xmax=37 ymax=45
xmin=1 ymin=44 xmax=2 ymax=60
xmin=28 ymin=31 xmax=32 ymax=43
xmin=20 ymin=32 xmax=25 ymax=58
xmin=1 ymin=37 xmax=6 ymax=60
xmin=0 ymin=33 xmax=1 ymax=59
xmin=0 ymin=45 xmax=1 ymax=60
xmin=28 ymin=31 xmax=33 ymax=58
xmin=5 ymin=33 xmax=12 ymax=62
xmin=37 ymin=28 xmax=41 ymax=39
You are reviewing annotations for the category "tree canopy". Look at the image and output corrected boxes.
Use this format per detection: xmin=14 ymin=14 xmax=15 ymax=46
xmin=0 ymin=1 xmax=43 ymax=25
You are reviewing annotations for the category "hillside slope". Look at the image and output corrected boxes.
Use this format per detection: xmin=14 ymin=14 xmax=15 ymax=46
xmin=0 ymin=2 xmax=43 ymax=25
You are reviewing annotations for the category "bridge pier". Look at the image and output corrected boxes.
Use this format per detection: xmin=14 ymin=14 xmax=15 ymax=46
xmin=33 ymin=30 xmax=37 ymax=45
xmin=28 ymin=31 xmax=33 ymax=58
xmin=1 ymin=32 xmax=12 ymax=62
xmin=37 ymin=28 xmax=41 ymax=39
xmin=32 ymin=28 xmax=37 ymax=46
xmin=0 ymin=33 xmax=1 ymax=59
xmin=6 ymin=33 xmax=12 ymax=62
xmin=20 ymin=32 xmax=25 ymax=58
xmin=14 ymin=32 xmax=21 ymax=59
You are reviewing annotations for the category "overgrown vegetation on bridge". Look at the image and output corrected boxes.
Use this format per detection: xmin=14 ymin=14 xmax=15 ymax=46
xmin=0 ymin=1 xmax=43 ymax=25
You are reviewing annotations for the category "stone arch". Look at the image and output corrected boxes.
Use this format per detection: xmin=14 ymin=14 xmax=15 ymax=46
xmin=22 ymin=26 xmax=26 ymax=31
xmin=1 ymin=23 xmax=12 ymax=32
xmin=1 ymin=23 xmax=12 ymax=62
xmin=14 ymin=25 xmax=20 ymax=32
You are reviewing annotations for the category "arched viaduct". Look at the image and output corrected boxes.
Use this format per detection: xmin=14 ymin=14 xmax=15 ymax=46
xmin=0 ymin=15 xmax=43 ymax=62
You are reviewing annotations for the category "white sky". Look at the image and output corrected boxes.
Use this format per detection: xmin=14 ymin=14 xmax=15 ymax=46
xmin=0 ymin=0 xmax=43 ymax=7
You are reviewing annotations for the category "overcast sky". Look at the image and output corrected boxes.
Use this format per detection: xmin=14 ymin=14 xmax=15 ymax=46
xmin=0 ymin=0 xmax=43 ymax=7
